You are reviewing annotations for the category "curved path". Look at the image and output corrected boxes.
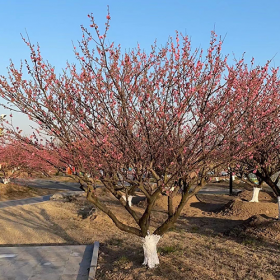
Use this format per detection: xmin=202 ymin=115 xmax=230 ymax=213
xmin=12 ymin=178 xmax=81 ymax=191
xmin=0 ymin=178 xmax=82 ymax=209
xmin=0 ymin=179 xmax=99 ymax=279
xmin=0 ymin=178 xmax=243 ymax=209
xmin=0 ymin=195 xmax=52 ymax=209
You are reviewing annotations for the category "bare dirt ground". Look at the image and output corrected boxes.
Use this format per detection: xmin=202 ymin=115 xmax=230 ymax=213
xmin=0 ymin=180 xmax=280 ymax=279
xmin=0 ymin=183 xmax=60 ymax=201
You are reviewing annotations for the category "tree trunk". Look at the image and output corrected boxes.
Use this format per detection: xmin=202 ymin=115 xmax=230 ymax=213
xmin=249 ymin=187 xmax=261 ymax=202
xmin=257 ymin=172 xmax=280 ymax=197
xmin=277 ymin=196 xmax=280 ymax=220
xmin=142 ymin=233 xmax=161 ymax=268
xmin=168 ymin=196 xmax=173 ymax=217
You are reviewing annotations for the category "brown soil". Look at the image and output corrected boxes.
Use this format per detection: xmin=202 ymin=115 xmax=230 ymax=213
xmin=0 ymin=183 xmax=280 ymax=279
xmin=0 ymin=183 xmax=60 ymax=201
xmin=238 ymin=189 xmax=277 ymax=202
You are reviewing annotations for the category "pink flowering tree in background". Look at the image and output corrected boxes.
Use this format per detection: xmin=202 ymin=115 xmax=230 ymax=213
xmin=236 ymin=113 xmax=280 ymax=200
xmin=0 ymin=10 xmax=279 ymax=267
xmin=224 ymin=61 xmax=280 ymax=205
xmin=198 ymin=59 xmax=280 ymax=208
xmin=236 ymin=64 xmax=280 ymax=202
xmin=0 ymin=139 xmax=59 ymax=180
xmin=199 ymin=58 xmax=280 ymax=195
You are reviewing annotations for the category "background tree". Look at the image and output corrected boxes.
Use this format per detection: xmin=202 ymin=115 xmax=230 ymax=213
xmin=0 ymin=140 xmax=58 ymax=179
xmin=226 ymin=61 xmax=280 ymax=206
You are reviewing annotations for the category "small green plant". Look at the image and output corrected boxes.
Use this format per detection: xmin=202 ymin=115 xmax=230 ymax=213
xmin=114 ymin=255 xmax=130 ymax=266
xmin=158 ymin=245 xmax=178 ymax=255
xmin=191 ymin=226 xmax=199 ymax=232
xmin=107 ymin=237 xmax=123 ymax=246
xmin=168 ymin=226 xmax=185 ymax=234
xmin=101 ymin=188 xmax=109 ymax=196
xmin=242 ymin=237 xmax=259 ymax=247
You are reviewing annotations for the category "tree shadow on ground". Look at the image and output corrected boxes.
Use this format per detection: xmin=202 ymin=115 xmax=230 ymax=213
xmin=97 ymin=231 xmax=280 ymax=280
xmin=175 ymin=214 xmax=243 ymax=234
xmin=0 ymin=204 xmax=93 ymax=279
xmin=96 ymin=240 xmax=189 ymax=280
xmin=173 ymin=213 xmax=280 ymax=253
xmin=0 ymin=205 xmax=80 ymax=245
xmin=192 ymin=194 xmax=236 ymax=211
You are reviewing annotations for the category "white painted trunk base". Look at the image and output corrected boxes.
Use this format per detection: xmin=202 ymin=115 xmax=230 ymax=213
xmin=249 ymin=187 xmax=261 ymax=202
xmin=122 ymin=195 xmax=133 ymax=207
xmin=142 ymin=234 xmax=161 ymax=268
xmin=3 ymin=178 xmax=10 ymax=184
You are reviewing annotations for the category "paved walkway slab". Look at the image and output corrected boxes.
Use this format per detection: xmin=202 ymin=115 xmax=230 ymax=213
xmin=0 ymin=195 xmax=52 ymax=209
xmin=0 ymin=244 xmax=96 ymax=280
xmin=12 ymin=178 xmax=81 ymax=191
xmin=198 ymin=187 xmax=241 ymax=195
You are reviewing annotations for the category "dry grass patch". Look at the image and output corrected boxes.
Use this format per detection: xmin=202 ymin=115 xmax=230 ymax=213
xmin=0 ymin=183 xmax=279 ymax=279
xmin=0 ymin=183 xmax=60 ymax=201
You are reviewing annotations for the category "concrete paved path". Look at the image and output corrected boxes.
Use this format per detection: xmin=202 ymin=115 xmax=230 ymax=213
xmin=0 ymin=179 xmax=83 ymax=209
xmin=198 ymin=186 xmax=241 ymax=195
xmin=0 ymin=195 xmax=52 ymax=209
xmin=0 ymin=243 xmax=99 ymax=280
xmin=1 ymin=178 xmax=242 ymax=210
xmin=12 ymin=178 xmax=81 ymax=191
xmin=12 ymin=178 xmax=243 ymax=196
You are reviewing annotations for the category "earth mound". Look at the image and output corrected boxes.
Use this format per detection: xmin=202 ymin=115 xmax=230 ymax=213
xmin=217 ymin=196 xmax=278 ymax=219
xmin=0 ymin=183 xmax=59 ymax=201
xmin=154 ymin=194 xmax=199 ymax=211
xmin=226 ymin=215 xmax=280 ymax=244
xmin=238 ymin=189 xmax=276 ymax=202
xmin=136 ymin=194 xmax=200 ymax=211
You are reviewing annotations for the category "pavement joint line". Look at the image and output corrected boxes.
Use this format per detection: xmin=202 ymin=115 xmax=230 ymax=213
xmin=0 ymin=254 xmax=17 ymax=258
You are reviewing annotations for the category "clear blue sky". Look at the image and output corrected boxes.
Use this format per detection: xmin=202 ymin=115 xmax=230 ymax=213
xmin=0 ymin=0 xmax=280 ymax=133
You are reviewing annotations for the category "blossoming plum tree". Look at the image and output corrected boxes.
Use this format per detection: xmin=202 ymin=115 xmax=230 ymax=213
xmin=214 ymin=60 xmax=280 ymax=204
xmin=0 ymin=10 xmax=278 ymax=267
xmin=0 ymin=140 xmax=58 ymax=179
xmin=231 ymin=65 xmax=280 ymax=209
